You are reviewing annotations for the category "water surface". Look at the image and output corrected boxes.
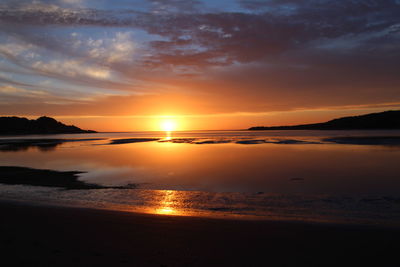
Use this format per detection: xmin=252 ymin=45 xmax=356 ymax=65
xmin=1 ymin=130 xmax=399 ymax=225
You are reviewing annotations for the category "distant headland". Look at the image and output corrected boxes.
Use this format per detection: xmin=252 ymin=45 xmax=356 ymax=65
xmin=249 ymin=110 xmax=400 ymax=131
xmin=0 ymin=116 xmax=96 ymax=135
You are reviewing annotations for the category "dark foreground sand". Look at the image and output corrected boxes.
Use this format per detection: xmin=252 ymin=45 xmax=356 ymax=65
xmin=1 ymin=202 xmax=399 ymax=267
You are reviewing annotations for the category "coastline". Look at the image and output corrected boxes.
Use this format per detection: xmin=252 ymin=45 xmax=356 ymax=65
xmin=1 ymin=201 xmax=399 ymax=266
xmin=2 ymin=186 xmax=400 ymax=228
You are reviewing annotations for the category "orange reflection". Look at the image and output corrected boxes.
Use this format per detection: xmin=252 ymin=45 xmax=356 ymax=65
xmin=156 ymin=207 xmax=176 ymax=215
xmin=154 ymin=190 xmax=183 ymax=216
xmin=165 ymin=131 xmax=172 ymax=141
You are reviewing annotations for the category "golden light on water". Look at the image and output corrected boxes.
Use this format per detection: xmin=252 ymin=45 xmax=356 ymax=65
xmin=165 ymin=131 xmax=172 ymax=141
xmin=156 ymin=207 xmax=176 ymax=215
xmin=154 ymin=190 xmax=181 ymax=216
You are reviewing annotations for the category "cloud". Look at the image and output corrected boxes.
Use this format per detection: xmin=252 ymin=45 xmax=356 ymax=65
xmin=32 ymin=60 xmax=111 ymax=79
xmin=147 ymin=0 xmax=202 ymax=14
xmin=79 ymin=31 xmax=136 ymax=64
xmin=0 ymin=0 xmax=399 ymax=117
xmin=0 ymin=85 xmax=47 ymax=96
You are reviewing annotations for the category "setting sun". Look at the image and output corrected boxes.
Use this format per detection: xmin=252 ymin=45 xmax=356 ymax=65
xmin=160 ymin=119 xmax=177 ymax=132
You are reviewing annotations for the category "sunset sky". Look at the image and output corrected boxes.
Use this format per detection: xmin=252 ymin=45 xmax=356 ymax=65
xmin=0 ymin=0 xmax=399 ymax=131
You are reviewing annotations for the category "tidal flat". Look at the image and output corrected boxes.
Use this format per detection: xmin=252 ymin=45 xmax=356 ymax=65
xmin=1 ymin=130 xmax=400 ymax=226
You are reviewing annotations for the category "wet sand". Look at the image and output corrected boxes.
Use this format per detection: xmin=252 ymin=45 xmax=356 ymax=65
xmin=1 ymin=201 xmax=399 ymax=267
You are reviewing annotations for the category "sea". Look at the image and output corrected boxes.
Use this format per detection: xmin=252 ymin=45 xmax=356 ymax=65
xmin=1 ymin=130 xmax=400 ymax=226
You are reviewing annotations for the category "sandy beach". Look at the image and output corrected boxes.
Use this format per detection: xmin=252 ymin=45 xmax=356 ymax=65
xmin=1 ymin=201 xmax=399 ymax=267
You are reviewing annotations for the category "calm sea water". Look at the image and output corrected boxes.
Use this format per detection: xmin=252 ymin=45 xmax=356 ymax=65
xmin=1 ymin=130 xmax=400 ymax=225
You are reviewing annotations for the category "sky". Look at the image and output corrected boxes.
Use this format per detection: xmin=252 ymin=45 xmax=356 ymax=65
xmin=0 ymin=0 xmax=399 ymax=131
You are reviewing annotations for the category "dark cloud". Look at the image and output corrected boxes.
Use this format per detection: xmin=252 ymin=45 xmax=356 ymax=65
xmin=2 ymin=1 xmax=399 ymax=63
xmin=147 ymin=0 xmax=203 ymax=14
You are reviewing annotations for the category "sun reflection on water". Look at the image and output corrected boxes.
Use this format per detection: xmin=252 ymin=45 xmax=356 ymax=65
xmin=153 ymin=190 xmax=182 ymax=216
xmin=165 ymin=131 xmax=172 ymax=141
xmin=155 ymin=207 xmax=176 ymax=215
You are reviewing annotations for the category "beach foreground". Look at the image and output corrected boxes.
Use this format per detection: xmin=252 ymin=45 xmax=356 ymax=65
xmin=1 ymin=202 xmax=399 ymax=267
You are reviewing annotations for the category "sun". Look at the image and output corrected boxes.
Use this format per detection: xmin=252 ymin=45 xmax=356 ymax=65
xmin=160 ymin=119 xmax=177 ymax=132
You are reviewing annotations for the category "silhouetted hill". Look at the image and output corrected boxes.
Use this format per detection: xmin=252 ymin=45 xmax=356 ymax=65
xmin=0 ymin=116 xmax=96 ymax=135
xmin=249 ymin=110 xmax=400 ymax=130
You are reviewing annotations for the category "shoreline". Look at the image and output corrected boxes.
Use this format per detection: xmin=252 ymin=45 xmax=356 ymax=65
xmin=2 ymin=186 xmax=400 ymax=228
xmin=1 ymin=201 xmax=399 ymax=266
xmin=3 ymin=198 xmax=399 ymax=229
xmin=0 ymin=197 xmax=391 ymax=227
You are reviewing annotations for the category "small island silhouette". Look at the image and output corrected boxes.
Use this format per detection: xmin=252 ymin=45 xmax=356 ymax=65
xmin=249 ymin=110 xmax=400 ymax=130
xmin=0 ymin=116 xmax=96 ymax=135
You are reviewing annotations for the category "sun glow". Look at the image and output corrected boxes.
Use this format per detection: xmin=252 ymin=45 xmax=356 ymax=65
xmin=160 ymin=118 xmax=177 ymax=132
